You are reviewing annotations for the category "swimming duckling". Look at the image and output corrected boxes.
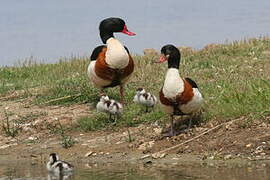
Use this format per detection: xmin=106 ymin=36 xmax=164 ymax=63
xmin=46 ymin=153 xmax=73 ymax=174
xmin=133 ymin=88 xmax=157 ymax=112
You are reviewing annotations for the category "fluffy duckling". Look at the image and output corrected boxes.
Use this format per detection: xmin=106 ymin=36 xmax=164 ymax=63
xmin=96 ymin=95 xmax=110 ymax=113
xmin=133 ymin=88 xmax=157 ymax=112
xmin=96 ymin=95 xmax=123 ymax=122
xmin=46 ymin=153 xmax=73 ymax=174
xmin=107 ymin=99 xmax=123 ymax=121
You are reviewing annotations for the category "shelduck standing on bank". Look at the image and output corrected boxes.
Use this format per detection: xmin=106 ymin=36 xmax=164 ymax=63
xmin=158 ymin=45 xmax=203 ymax=137
xmin=87 ymin=17 xmax=136 ymax=103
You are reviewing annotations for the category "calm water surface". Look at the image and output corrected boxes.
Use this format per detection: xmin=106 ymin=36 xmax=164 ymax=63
xmin=0 ymin=160 xmax=270 ymax=180
xmin=1 ymin=0 xmax=270 ymax=66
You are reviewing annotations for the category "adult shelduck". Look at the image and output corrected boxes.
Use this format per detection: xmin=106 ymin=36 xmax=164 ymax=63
xmin=87 ymin=17 xmax=136 ymax=103
xmin=158 ymin=45 xmax=203 ymax=137
xmin=46 ymin=153 xmax=74 ymax=174
xmin=133 ymin=88 xmax=157 ymax=112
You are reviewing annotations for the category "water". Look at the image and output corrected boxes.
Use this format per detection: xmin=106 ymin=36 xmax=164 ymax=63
xmin=1 ymin=0 xmax=270 ymax=66
xmin=1 ymin=160 xmax=270 ymax=180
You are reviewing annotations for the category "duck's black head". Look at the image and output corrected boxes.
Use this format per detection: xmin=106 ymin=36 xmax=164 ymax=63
xmin=49 ymin=153 xmax=59 ymax=163
xmin=158 ymin=44 xmax=181 ymax=69
xmin=99 ymin=17 xmax=136 ymax=44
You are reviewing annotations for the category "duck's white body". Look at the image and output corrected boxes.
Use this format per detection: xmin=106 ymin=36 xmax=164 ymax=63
xmin=161 ymin=69 xmax=203 ymax=115
xmin=88 ymin=60 xmax=111 ymax=88
xmin=106 ymin=38 xmax=129 ymax=69
xmin=87 ymin=38 xmax=132 ymax=88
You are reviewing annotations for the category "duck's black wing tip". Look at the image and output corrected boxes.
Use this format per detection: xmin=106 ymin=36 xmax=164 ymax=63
xmin=185 ymin=77 xmax=198 ymax=88
xmin=90 ymin=45 xmax=107 ymax=60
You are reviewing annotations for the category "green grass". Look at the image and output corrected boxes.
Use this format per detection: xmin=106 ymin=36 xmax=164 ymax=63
xmin=1 ymin=38 xmax=270 ymax=131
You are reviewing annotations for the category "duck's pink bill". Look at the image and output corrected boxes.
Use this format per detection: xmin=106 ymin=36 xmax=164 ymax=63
xmin=158 ymin=55 xmax=167 ymax=63
xmin=121 ymin=25 xmax=136 ymax=36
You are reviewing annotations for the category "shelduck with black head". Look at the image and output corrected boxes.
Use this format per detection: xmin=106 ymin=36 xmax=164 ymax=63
xmin=158 ymin=45 xmax=204 ymax=137
xmin=88 ymin=17 xmax=136 ymax=103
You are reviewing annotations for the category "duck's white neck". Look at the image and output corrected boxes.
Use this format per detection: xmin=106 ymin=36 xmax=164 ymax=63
xmin=105 ymin=38 xmax=129 ymax=69
xmin=163 ymin=68 xmax=184 ymax=98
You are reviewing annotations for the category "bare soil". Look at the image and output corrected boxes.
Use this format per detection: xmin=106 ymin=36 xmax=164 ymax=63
xmin=1 ymin=94 xmax=270 ymax=166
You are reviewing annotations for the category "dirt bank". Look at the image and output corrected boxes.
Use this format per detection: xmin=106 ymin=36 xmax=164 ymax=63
xmin=0 ymin=95 xmax=270 ymax=166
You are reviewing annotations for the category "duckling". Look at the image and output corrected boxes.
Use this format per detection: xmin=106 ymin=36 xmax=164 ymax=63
xmin=96 ymin=95 xmax=110 ymax=113
xmin=133 ymin=88 xmax=157 ymax=112
xmin=108 ymin=99 xmax=123 ymax=121
xmin=96 ymin=95 xmax=123 ymax=122
xmin=47 ymin=153 xmax=73 ymax=174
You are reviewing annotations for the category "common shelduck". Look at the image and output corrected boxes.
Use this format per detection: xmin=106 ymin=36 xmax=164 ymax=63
xmin=87 ymin=17 xmax=136 ymax=103
xmin=96 ymin=95 xmax=123 ymax=121
xmin=158 ymin=45 xmax=203 ymax=136
xmin=46 ymin=153 xmax=74 ymax=174
xmin=133 ymin=88 xmax=157 ymax=112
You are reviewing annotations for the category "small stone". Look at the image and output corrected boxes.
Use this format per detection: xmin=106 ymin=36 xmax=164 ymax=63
xmin=152 ymin=152 xmax=166 ymax=159
xmin=28 ymin=137 xmax=36 ymax=141
xmin=246 ymin=143 xmax=252 ymax=148
xmin=85 ymin=151 xmax=93 ymax=157
xmin=0 ymin=145 xmax=11 ymax=149
xmin=208 ymin=155 xmax=215 ymax=160
xmin=153 ymin=128 xmax=162 ymax=134
xmin=140 ymin=154 xmax=151 ymax=159
xmin=224 ymin=154 xmax=232 ymax=160
xmin=138 ymin=141 xmax=155 ymax=151
xmin=116 ymin=141 xmax=123 ymax=145
xmin=144 ymin=160 xmax=152 ymax=165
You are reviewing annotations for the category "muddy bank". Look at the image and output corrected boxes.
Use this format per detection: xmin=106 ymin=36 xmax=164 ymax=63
xmin=0 ymin=96 xmax=270 ymax=168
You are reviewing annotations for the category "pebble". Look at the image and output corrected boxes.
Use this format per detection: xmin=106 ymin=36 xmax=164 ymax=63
xmin=246 ymin=143 xmax=252 ymax=148
xmin=28 ymin=137 xmax=37 ymax=141
xmin=140 ymin=154 xmax=151 ymax=160
xmin=85 ymin=151 xmax=93 ymax=157
xmin=224 ymin=154 xmax=232 ymax=160
xmin=152 ymin=152 xmax=166 ymax=159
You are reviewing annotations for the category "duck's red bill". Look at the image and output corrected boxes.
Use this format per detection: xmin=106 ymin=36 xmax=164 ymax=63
xmin=157 ymin=54 xmax=167 ymax=63
xmin=121 ymin=25 xmax=136 ymax=36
